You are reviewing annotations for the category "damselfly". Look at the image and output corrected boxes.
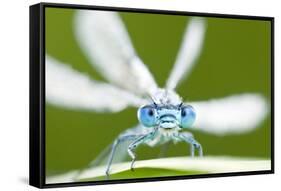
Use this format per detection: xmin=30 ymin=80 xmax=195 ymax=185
xmin=46 ymin=10 xmax=268 ymax=179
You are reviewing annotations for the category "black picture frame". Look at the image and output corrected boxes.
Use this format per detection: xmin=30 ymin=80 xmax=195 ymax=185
xmin=29 ymin=2 xmax=275 ymax=189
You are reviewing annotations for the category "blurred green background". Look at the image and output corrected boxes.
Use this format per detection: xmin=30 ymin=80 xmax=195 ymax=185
xmin=45 ymin=8 xmax=271 ymax=176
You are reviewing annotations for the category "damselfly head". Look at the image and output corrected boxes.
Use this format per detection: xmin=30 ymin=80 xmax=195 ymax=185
xmin=138 ymin=89 xmax=196 ymax=130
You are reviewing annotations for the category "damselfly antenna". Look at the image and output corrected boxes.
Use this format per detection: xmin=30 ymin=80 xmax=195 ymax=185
xmin=178 ymin=102 xmax=184 ymax=109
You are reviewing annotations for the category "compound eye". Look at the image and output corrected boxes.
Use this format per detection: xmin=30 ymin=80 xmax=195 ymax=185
xmin=180 ymin=105 xmax=196 ymax=128
xmin=137 ymin=105 xmax=157 ymax=127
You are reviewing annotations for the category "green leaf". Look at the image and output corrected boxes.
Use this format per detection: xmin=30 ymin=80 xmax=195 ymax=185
xmin=46 ymin=156 xmax=270 ymax=184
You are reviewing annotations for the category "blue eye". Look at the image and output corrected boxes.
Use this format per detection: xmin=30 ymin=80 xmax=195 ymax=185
xmin=138 ymin=105 xmax=157 ymax=127
xmin=180 ymin=105 xmax=196 ymax=128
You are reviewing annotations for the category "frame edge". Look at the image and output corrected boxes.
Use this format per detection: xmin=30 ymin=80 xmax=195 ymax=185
xmin=29 ymin=3 xmax=44 ymax=188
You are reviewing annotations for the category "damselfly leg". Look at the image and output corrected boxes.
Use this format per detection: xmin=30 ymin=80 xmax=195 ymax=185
xmin=106 ymin=134 xmax=139 ymax=179
xmin=127 ymin=132 xmax=155 ymax=171
xmin=177 ymin=132 xmax=203 ymax=157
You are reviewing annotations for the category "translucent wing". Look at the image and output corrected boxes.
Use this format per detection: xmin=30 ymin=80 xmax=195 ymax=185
xmin=190 ymin=94 xmax=268 ymax=135
xmin=46 ymin=55 xmax=146 ymax=112
xmin=74 ymin=10 xmax=158 ymax=96
xmin=166 ymin=17 xmax=206 ymax=90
